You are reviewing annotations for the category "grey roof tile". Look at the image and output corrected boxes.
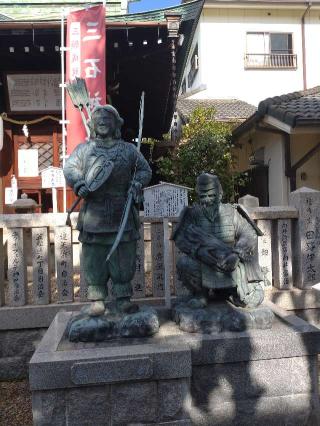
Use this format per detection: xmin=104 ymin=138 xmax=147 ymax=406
xmin=177 ymin=97 xmax=257 ymax=123
xmin=257 ymin=86 xmax=320 ymax=127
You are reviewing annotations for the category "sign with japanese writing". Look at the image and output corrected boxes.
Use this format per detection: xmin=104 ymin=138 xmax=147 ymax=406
xmin=7 ymin=228 xmax=27 ymax=306
xmin=41 ymin=166 xmax=65 ymax=188
xmin=54 ymin=226 xmax=74 ymax=302
xmin=66 ymin=5 xmax=106 ymax=154
xmin=5 ymin=187 xmax=18 ymax=205
xmin=144 ymin=183 xmax=190 ymax=217
xmin=18 ymin=149 xmax=39 ymax=177
xmin=257 ymin=220 xmax=272 ymax=288
xmin=6 ymin=73 xmax=61 ymax=113
xmin=274 ymin=220 xmax=293 ymax=289
xmin=32 ymin=227 xmax=50 ymax=304
xmin=290 ymin=188 xmax=320 ymax=288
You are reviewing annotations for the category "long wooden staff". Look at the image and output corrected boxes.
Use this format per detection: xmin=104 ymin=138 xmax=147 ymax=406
xmin=105 ymin=91 xmax=145 ymax=262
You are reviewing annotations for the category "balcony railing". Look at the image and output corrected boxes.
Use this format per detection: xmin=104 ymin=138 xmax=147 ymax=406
xmin=244 ymin=53 xmax=297 ymax=69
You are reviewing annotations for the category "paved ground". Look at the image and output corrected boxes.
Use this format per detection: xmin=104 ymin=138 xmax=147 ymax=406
xmin=0 ymin=380 xmax=32 ymax=426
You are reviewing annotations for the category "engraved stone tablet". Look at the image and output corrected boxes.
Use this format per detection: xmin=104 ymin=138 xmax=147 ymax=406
xmin=54 ymin=226 xmax=74 ymax=302
xmin=257 ymin=220 xmax=272 ymax=288
xmin=151 ymin=223 xmax=164 ymax=297
xmin=32 ymin=227 xmax=51 ymax=304
xmin=132 ymin=224 xmax=145 ymax=299
xmin=0 ymin=228 xmax=5 ymax=306
xmin=290 ymin=188 xmax=320 ymax=288
xmin=273 ymin=220 xmax=293 ymax=289
xmin=7 ymin=228 xmax=27 ymax=306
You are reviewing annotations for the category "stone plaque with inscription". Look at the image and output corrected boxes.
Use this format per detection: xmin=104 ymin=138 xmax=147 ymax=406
xmin=7 ymin=228 xmax=27 ymax=306
xmin=132 ymin=225 xmax=146 ymax=299
xmin=0 ymin=229 xmax=4 ymax=306
xmin=257 ymin=220 xmax=272 ymax=288
xmin=54 ymin=227 xmax=74 ymax=302
xmin=273 ymin=220 xmax=293 ymax=289
xmin=32 ymin=227 xmax=51 ymax=304
xmin=290 ymin=188 xmax=320 ymax=288
xmin=151 ymin=223 xmax=164 ymax=297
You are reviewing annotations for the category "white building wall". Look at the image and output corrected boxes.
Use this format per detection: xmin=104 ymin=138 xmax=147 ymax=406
xmin=305 ymin=10 xmax=320 ymax=88
xmin=182 ymin=6 xmax=320 ymax=106
xmin=253 ymin=132 xmax=289 ymax=206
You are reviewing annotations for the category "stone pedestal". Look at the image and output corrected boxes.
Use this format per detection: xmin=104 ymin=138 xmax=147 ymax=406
xmin=30 ymin=303 xmax=320 ymax=426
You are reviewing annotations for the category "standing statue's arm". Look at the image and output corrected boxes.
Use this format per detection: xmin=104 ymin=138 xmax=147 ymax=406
xmin=128 ymin=146 xmax=152 ymax=203
xmin=63 ymin=144 xmax=86 ymax=195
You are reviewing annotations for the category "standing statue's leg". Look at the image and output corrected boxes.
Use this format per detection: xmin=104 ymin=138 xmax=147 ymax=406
xmin=109 ymin=240 xmax=139 ymax=314
xmin=82 ymin=243 xmax=110 ymax=316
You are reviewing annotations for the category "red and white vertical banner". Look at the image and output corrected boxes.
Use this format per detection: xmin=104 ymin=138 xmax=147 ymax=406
xmin=66 ymin=5 xmax=106 ymax=154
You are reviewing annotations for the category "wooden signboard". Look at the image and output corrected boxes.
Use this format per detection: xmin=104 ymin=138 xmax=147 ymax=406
xmin=5 ymin=73 xmax=61 ymax=113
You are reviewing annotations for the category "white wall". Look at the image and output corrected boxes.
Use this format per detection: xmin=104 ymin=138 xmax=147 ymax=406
xmin=305 ymin=10 xmax=320 ymax=88
xmin=236 ymin=131 xmax=290 ymax=206
xmin=182 ymin=6 xmax=320 ymax=106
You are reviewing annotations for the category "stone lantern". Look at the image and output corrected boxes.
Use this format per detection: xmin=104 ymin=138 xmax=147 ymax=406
xmin=12 ymin=193 xmax=39 ymax=214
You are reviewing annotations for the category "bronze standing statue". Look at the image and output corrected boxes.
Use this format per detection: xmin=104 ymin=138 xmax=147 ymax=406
xmin=173 ymin=173 xmax=264 ymax=309
xmin=63 ymin=105 xmax=152 ymax=316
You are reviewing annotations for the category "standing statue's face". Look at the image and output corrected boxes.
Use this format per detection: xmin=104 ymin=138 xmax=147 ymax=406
xmin=198 ymin=185 xmax=220 ymax=207
xmin=92 ymin=109 xmax=116 ymax=138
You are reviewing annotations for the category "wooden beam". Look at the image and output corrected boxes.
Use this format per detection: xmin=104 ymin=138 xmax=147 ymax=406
xmin=291 ymin=142 xmax=320 ymax=172
xmin=0 ymin=20 xmax=167 ymax=30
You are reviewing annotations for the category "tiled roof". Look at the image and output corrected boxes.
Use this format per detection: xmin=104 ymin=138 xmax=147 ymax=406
xmin=177 ymin=98 xmax=257 ymax=123
xmin=0 ymin=0 xmax=126 ymax=22
xmin=232 ymin=86 xmax=320 ymax=140
xmin=0 ymin=12 xmax=12 ymax=21
xmin=0 ymin=0 xmax=203 ymax=22
xmin=257 ymin=86 xmax=320 ymax=127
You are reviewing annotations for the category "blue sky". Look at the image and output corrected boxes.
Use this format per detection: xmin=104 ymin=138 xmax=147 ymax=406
xmin=129 ymin=0 xmax=182 ymax=13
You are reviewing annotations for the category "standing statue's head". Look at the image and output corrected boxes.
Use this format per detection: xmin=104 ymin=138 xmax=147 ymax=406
xmin=196 ymin=173 xmax=223 ymax=208
xmin=90 ymin=105 xmax=124 ymax=139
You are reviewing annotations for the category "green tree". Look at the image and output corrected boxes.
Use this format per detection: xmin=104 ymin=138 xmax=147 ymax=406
xmin=157 ymin=107 xmax=245 ymax=201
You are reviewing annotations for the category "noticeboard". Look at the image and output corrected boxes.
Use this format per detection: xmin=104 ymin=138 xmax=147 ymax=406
xmin=41 ymin=166 xmax=65 ymax=189
xmin=5 ymin=73 xmax=61 ymax=113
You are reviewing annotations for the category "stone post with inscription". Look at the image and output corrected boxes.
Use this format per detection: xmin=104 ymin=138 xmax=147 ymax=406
xmin=289 ymin=187 xmax=320 ymax=289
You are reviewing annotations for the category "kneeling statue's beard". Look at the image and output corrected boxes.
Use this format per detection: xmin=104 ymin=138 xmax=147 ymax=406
xmin=201 ymin=201 xmax=219 ymax=220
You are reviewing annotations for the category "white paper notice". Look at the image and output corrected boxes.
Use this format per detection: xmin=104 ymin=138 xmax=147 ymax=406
xmin=18 ymin=149 xmax=39 ymax=177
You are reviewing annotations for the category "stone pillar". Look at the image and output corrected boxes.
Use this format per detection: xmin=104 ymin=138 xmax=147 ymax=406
xmin=289 ymin=187 xmax=320 ymax=289
xmin=54 ymin=226 xmax=74 ymax=302
xmin=273 ymin=220 xmax=293 ymax=289
xmin=238 ymin=194 xmax=259 ymax=211
xmin=79 ymin=244 xmax=88 ymax=302
xmin=132 ymin=223 xmax=146 ymax=299
xmin=151 ymin=223 xmax=165 ymax=297
xmin=0 ymin=228 xmax=4 ymax=306
xmin=32 ymin=227 xmax=51 ymax=304
xmin=257 ymin=220 xmax=272 ymax=288
xmin=7 ymin=228 xmax=27 ymax=306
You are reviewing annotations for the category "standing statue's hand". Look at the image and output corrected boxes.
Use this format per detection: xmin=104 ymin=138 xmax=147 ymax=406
xmin=78 ymin=184 xmax=90 ymax=198
xmin=129 ymin=181 xmax=143 ymax=203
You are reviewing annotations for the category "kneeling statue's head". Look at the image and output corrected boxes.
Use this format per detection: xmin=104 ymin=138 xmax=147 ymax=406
xmin=196 ymin=173 xmax=223 ymax=207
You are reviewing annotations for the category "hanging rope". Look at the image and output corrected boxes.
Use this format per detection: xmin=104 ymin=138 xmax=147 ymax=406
xmin=0 ymin=113 xmax=60 ymax=125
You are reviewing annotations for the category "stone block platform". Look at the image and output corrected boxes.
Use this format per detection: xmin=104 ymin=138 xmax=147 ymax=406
xmin=29 ymin=302 xmax=320 ymax=425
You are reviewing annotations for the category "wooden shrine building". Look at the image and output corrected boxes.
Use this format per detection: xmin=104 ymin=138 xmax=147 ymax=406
xmin=0 ymin=0 xmax=203 ymax=213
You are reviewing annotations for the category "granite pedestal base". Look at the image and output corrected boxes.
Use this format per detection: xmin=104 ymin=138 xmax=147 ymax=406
xmin=29 ymin=302 xmax=320 ymax=426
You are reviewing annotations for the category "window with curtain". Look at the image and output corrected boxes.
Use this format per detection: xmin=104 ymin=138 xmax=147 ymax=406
xmin=245 ymin=32 xmax=295 ymax=69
